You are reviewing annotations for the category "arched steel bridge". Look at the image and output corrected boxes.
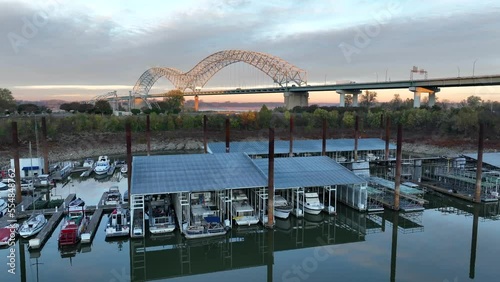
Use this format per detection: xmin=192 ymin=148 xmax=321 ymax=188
xmin=132 ymin=50 xmax=307 ymax=99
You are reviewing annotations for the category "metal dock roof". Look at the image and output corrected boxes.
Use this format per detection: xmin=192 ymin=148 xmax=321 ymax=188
xmin=131 ymin=153 xmax=268 ymax=195
xmin=463 ymin=152 xmax=500 ymax=169
xmin=252 ymin=156 xmax=367 ymax=189
xmin=208 ymin=138 xmax=395 ymax=154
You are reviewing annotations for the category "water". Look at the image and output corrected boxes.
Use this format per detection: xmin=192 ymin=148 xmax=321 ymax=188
xmin=1 ymin=174 xmax=500 ymax=282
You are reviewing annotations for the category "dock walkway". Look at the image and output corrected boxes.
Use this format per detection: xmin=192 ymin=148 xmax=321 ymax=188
xmin=29 ymin=194 xmax=76 ymax=249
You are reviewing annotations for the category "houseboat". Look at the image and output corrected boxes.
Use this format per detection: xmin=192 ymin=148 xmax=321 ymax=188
xmin=58 ymin=205 xmax=89 ymax=246
xmin=231 ymin=190 xmax=259 ymax=226
xmin=149 ymin=198 xmax=176 ymax=234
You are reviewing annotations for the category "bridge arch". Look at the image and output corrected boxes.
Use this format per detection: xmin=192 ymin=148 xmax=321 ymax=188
xmin=132 ymin=50 xmax=307 ymax=98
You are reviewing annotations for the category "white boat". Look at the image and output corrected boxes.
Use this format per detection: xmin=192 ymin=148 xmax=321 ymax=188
xmin=94 ymin=156 xmax=110 ymax=175
xmin=34 ymin=174 xmax=50 ymax=187
xmin=274 ymin=195 xmax=292 ymax=219
xmin=149 ymin=199 xmax=176 ymax=234
xmin=105 ymin=208 xmax=130 ymax=238
xmin=104 ymin=186 xmax=122 ymax=206
xmin=0 ymin=199 xmax=8 ymax=217
xmin=230 ymin=190 xmax=259 ymax=226
xmin=19 ymin=214 xmax=47 ymax=238
xmin=82 ymin=158 xmax=94 ymax=168
xmin=183 ymin=204 xmax=226 ymax=239
xmin=299 ymin=192 xmax=325 ymax=215
xmin=232 ymin=201 xmax=259 ymax=226
xmin=120 ymin=165 xmax=127 ymax=174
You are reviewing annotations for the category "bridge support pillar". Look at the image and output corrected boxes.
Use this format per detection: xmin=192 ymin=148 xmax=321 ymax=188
xmin=409 ymin=86 xmax=440 ymax=108
xmin=336 ymin=90 xmax=362 ymax=107
xmin=194 ymin=95 xmax=199 ymax=112
xmin=284 ymin=91 xmax=309 ymax=110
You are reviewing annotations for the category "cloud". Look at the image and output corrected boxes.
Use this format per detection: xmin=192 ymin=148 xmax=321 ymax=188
xmin=1 ymin=0 xmax=499 ymax=102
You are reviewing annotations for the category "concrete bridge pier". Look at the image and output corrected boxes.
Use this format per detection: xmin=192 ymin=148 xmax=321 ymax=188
xmin=284 ymin=91 xmax=309 ymax=110
xmin=336 ymin=89 xmax=362 ymax=107
xmin=409 ymin=86 xmax=440 ymax=108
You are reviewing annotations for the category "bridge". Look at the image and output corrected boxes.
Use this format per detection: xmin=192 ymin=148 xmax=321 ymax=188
xmin=92 ymin=50 xmax=500 ymax=110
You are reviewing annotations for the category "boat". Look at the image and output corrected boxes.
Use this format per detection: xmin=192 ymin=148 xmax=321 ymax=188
xmin=299 ymin=192 xmax=325 ymax=215
xmin=120 ymin=165 xmax=127 ymax=174
xmin=20 ymin=179 xmax=34 ymax=192
xmin=82 ymin=158 xmax=95 ymax=168
xmin=58 ymin=205 xmax=89 ymax=246
xmin=231 ymin=190 xmax=259 ymax=226
xmin=0 ymin=182 xmax=11 ymax=199
xmin=0 ymin=199 xmax=7 ymax=218
xmin=183 ymin=203 xmax=226 ymax=239
xmin=94 ymin=156 xmax=110 ymax=175
xmin=69 ymin=197 xmax=85 ymax=207
xmin=18 ymin=214 xmax=47 ymax=238
xmin=232 ymin=201 xmax=259 ymax=226
xmin=0 ymin=224 xmax=19 ymax=246
xmin=105 ymin=208 xmax=130 ymax=238
xmin=274 ymin=195 xmax=293 ymax=219
xmin=33 ymin=174 xmax=51 ymax=187
xmin=149 ymin=198 xmax=176 ymax=234
xmin=123 ymin=190 xmax=129 ymax=204
xmin=104 ymin=186 xmax=122 ymax=206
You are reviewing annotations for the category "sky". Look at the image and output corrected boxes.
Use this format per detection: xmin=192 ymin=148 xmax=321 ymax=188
xmin=1 ymin=0 xmax=500 ymax=104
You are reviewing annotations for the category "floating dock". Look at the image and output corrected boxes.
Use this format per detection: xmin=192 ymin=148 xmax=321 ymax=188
xmin=29 ymin=194 xmax=76 ymax=249
xmin=81 ymin=207 xmax=104 ymax=244
xmin=366 ymin=177 xmax=426 ymax=212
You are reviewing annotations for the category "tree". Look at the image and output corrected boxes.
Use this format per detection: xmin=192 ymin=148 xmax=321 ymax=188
xmin=94 ymin=100 xmax=113 ymax=115
xmin=360 ymin=90 xmax=377 ymax=109
xmin=163 ymin=89 xmax=185 ymax=114
xmin=345 ymin=95 xmax=353 ymax=107
xmin=388 ymin=94 xmax=403 ymax=109
xmin=258 ymin=105 xmax=272 ymax=128
xmin=464 ymin=95 xmax=482 ymax=108
xmin=0 ymin=88 xmax=16 ymax=113
xmin=17 ymin=103 xmax=39 ymax=114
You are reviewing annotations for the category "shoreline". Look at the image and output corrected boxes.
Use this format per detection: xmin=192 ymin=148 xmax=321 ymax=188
xmin=0 ymin=134 xmax=485 ymax=169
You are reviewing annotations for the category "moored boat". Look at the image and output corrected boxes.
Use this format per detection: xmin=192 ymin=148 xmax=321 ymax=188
xmin=120 ymin=165 xmax=127 ymax=174
xmin=149 ymin=198 xmax=176 ymax=234
xmin=183 ymin=203 xmax=226 ymax=239
xmin=105 ymin=207 xmax=130 ymax=238
xmin=299 ymin=192 xmax=325 ymax=215
xmin=82 ymin=158 xmax=95 ymax=168
xmin=94 ymin=156 xmax=110 ymax=175
xmin=0 ymin=224 xmax=19 ymax=246
xmin=19 ymin=214 xmax=47 ymax=238
xmin=105 ymin=186 xmax=122 ymax=206
xmin=58 ymin=205 xmax=89 ymax=246
xmin=0 ymin=199 xmax=7 ymax=217
xmin=274 ymin=195 xmax=293 ymax=219
xmin=232 ymin=201 xmax=259 ymax=226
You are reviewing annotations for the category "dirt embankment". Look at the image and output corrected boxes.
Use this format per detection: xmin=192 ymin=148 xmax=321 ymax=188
xmin=0 ymin=128 xmax=496 ymax=168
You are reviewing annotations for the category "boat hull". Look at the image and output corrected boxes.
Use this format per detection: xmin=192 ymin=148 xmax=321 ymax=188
xmin=300 ymin=205 xmax=324 ymax=215
xmin=105 ymin=226 xmax=130 ymax=238
xmin=233 ymin=216 xmax=259 ymax=226
xmin=274 ymin=206 xmax=292 ymax=219
xmin=183 ymin=228 xmax=226 ymax=239
xmin=150 ymin=225 xmax=176 ymax=234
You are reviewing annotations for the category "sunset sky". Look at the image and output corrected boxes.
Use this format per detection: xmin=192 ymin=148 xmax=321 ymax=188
xmin=1 ymin=0 xmax=499 ymax=104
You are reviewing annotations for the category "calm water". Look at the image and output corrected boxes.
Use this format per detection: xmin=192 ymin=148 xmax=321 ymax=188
xmin=1 ymin=174 xmax=500 ymax=282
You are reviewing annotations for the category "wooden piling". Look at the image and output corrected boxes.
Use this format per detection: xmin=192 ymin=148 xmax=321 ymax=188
xmin=385 ymin=117 xmax=391 ymax=161
xmin=394 ymin=124 xmax=402 ymax=210
xmin=267 ymin=128 xmax=275 ymax=228
xmin=354 ymin=115 xmax=359 ymax=161
xmin=12 ymin=122 xmax=22 ymax=204
xmin=203 ymin=115 xmax=208 ymax=154
xmin=41 ymin=117 xmax=49 ymax=174
xmin=289 ymin=115 xmax=294 ymax=157
xmin=474 ymin=123 xmax=484 ymax=203
xmin=126 ymin=121 xmax=132 ymax=202
xmin=322 ymin=118 xmax=327 ymax=156
xmin=225 ymin=118 xmax=230 ymax=153
xmin=146 ymin=115 xmax=151 ymax=156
